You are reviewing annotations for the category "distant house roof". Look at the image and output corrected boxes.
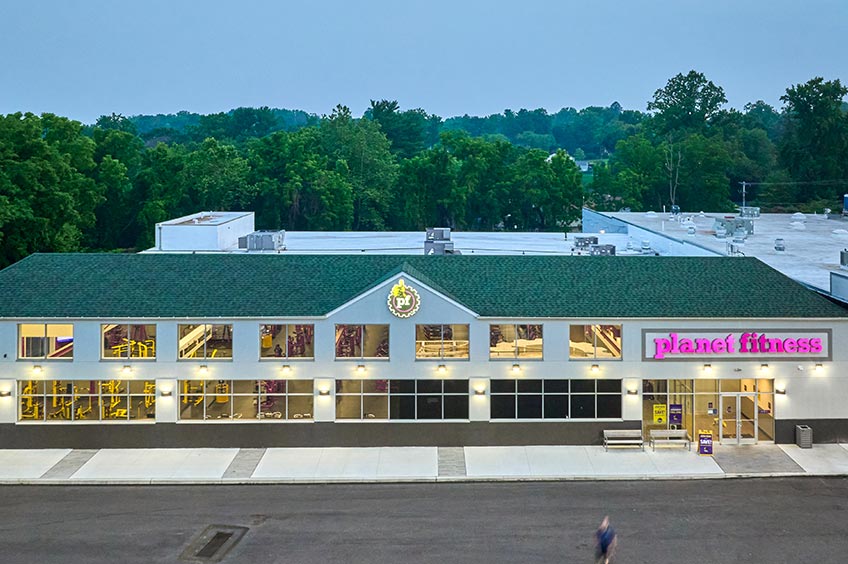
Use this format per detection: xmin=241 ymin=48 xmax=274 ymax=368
xmin=0 ymin=254 xmax=845 ymax=319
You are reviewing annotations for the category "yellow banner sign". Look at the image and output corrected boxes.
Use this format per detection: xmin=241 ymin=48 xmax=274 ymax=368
xmin=653 ymin=404 xmax=667 ymax=424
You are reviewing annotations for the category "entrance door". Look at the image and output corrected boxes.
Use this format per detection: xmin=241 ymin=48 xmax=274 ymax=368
xmin=720 ymin=394 xmax=757 ymax=445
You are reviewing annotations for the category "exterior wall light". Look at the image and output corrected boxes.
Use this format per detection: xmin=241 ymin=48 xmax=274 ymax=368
xmin=760 ymin=364 xmax=769 ymax=373
xmin=0 ymin=390 xmax=12 ymax=397
xmin=703 ymin=364 xmax=712 ymax=374
xmin=590 ymin=364 xmax=600 ymax=374
xmin=474 ymin=388 xmax=486 ymax=396
xmin=626 ymin=388 xmax=638 ymax=395
xmin=122 ymin=365 xmax=132 ymax=375
xmin=511 ymin=364 xmax=521 ymax=375
xmin=160 ymin=390 xmax=173 ymax=397
xmin=356 ymin=364 xmax=366 ymax=375
xmin=775 ymin=387 xmax=786 ymax=395
xmin=437 ymin=364 xmax=447 ymax=375
xmin=815 ymin=363 xmax=824 ymax=373
xmin=32 ymin=365 xmax=43 ymax=374
xmin=318 ymin=388 xmax=331 ymax=396
xmin=198 ymin=365 xmax=209 ymax=375
xmin=281 ymin=365 xmax=292 ymax=375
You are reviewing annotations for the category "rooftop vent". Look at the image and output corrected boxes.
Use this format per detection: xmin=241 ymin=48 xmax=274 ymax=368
xmin=775 ymin=238 xmax=786 ymax=252
xmin=237 ymin=230 xmax=285 ymax=251
xmin=574 ymin=236 xmax=599 ymax=250
xmin=589 ymin=244 xmax=616 ymax=256
xmin=841 ymin=249 xmax=848 ymax=270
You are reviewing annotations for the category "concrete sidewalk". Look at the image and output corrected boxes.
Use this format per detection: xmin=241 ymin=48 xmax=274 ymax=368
xmin=1 ymin=444 xmax=847 ymax=484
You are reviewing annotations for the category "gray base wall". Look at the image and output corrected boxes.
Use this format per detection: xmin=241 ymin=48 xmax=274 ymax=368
xmin=775 ymin=420 xmax=848 ymax=444
xmin=0 ymin=421 xmax=641 ymax=449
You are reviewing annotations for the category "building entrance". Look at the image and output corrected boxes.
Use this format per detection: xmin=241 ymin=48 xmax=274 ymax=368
xmin=719 ymin=393 xmax=757 ymax=445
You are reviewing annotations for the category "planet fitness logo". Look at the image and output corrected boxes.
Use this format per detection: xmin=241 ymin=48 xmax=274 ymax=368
xmin=387 ymin=279 xmax=421 ymax=318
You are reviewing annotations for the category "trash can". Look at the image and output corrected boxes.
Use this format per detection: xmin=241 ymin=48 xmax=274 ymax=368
xmin=795 ymin=425 xmax=813 ymax=448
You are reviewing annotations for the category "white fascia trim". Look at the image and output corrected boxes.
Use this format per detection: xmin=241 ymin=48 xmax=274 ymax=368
xmin=323 ymin=271 xmax=479 ymax=319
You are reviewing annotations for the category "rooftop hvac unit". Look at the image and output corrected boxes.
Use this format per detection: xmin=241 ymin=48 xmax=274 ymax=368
xmin=739 ymin=206 xmax=761 ymax=218
xmin=238 ymin=230 xmax=285 ymax=251
xmin=425 ymin=227 xmax=451 ymax=241
xmin=424 ymin=240 xmax=455 ymax=255
xmin=574 ymin=236 xmax=599 ymax=249
xmin=841 ymin=249 xmax=848 ymax=270
xmin=589 ymin=244 xmax=616 ymax=256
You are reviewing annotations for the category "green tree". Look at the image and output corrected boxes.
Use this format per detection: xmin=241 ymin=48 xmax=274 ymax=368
xmin=0 ymin=113 xmax=103 ymax=266
xmin=779 ymin=77 xmax=848 ymax=200
xmin=647 ymin=70 xmax=727 ymax=135
xmin=319 ymin=105 xmax=397 ymax=230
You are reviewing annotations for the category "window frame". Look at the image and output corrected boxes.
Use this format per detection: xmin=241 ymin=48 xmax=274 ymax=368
xmin=259 ymin=324 xmax=315 ymax=360
xmin=176 ymin=379 xmax=314 ymax=422
xmin=334 ymin=379 xmax=470 ymax=421
xmin=415 ymin=324 xmax=471 ymax=361
xmin=489 ymin=378 xmax=622 ymax=421
xmin=334 ymin=324 xmax=390 ymax=360
xmin=488 ymin=323 xmax=544 ymax=360
xmin=17 ymin=323 xmax=75 ymax=361
xmin=568 ymin=324 xmax=623 ymax=361
xmin=177 ymin=323 xmax=234 ymax=361
xmin=17 ymin=379 xmax=156 ymax=423
xmin=100 ymin=323 xmax=158 ymax=361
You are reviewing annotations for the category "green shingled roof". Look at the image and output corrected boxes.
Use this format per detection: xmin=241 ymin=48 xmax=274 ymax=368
xmin=0 ymin=253 xmax=845 ymax=319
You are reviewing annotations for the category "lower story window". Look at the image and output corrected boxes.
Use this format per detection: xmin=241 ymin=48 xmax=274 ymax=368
xmin=335 ymin=379 xmax=469 ymax=420
xmin=18 ymin=380 xmax=156 ymax=422
xmin=178 ymin=379 xmax=313 ymax=421
xmin=490 ymin=379 xmax=622 ymax=420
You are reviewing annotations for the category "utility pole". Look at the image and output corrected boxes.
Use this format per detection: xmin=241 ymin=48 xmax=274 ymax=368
xmin=740 ymin=181 xmax=747 ymax=209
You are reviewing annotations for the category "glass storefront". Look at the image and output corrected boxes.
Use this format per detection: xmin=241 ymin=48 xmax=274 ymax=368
xmin=642 ymin=379 xmax=775 ymax=443
xmin=18 ymin=379 xmax=156 ymax=422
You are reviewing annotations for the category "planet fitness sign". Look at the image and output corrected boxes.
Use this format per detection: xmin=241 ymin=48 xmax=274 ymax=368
xmin=643 ymin=330 xmax=830 ymax=361
xmin=387 ymin=279 xmax=421 ymax=318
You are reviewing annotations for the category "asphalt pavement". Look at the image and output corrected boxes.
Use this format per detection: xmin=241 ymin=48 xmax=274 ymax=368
xmin=1 ymin=478 xmax=846 ymax=564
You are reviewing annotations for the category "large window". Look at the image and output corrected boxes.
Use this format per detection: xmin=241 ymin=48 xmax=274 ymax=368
xmin=178 ymin=324 xmax=233 ymax=359
xmin=260 ymin=324 xmax=314 ymax=359
xmin=178 ymin=379 xmax=314 ymax=421
xmin=18 ymin=324 xmax=74 ymax=360
xmin=569 ymin=325 xmax=622 ymax=359
xmin=335 ymin=379 xmax=469 ymax=420
xmin=335 ymin=325 xmax=389 ymax=359
xmin=489 ymin=324 xmax=543 ymax=359
xmin=415 ymin=324 xmax=470 ymax=359
xmin=643 ymin=379 xmax=775 ymax=442
xmin=102 ymin=324 xmax=157 ymax=359
xmin=490 ymin=379 xmax=621 ymax=419
xmin=18 ymin=380 xmax=155 ymax=421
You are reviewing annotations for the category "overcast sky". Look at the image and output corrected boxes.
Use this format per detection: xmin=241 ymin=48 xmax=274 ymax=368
xmin=1 ymin=0 xmax=846 ymax=123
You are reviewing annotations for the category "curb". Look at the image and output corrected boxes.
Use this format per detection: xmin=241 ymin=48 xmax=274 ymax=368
xmin=2 ymin=472 xmax=847 ymax=486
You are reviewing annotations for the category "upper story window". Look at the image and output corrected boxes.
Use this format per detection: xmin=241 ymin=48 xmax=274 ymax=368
xmin=102 ymin=324 xmax=157 ymax=359
xmin=18 ymin=324 xmax=74 ymax=360
xmin=178 ymin=324 xmax=233 ymax=360
xmin=569 ymin=324 xmax=622 ymax=359
xmin=260 ymin=325 xmax=314 ymax=359
xmin=489 ymin=324 xmax=543 ymax=359
xmin=335 ymin=325 xmax=389 ymax=359
xmin=415 ymin=324 xmax=470 ymax=359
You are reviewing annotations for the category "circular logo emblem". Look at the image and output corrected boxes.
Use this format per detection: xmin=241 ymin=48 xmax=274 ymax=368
xmin=387 ymin=279 xmax=420 ymax=318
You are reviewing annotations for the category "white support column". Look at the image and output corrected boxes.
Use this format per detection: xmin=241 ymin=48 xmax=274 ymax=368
xmin=0 ymin=379 xmax=16 ymax=423
xmin=469 ymin=378 xmax=489 ymax=421
xmin=313 ymin=378 xmax=335 ymax=422
xmin=156 ymin=378 xmax=178 ymax=423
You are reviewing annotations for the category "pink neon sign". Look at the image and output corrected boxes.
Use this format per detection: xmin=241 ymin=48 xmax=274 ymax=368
xmin=653 ymin=332 xmax=824 ymax=360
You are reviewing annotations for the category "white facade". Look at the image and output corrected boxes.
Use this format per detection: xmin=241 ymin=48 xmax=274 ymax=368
xmin=1 ymin=272 xmax=846 ymax=440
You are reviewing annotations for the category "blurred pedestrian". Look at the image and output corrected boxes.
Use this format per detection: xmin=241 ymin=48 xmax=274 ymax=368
xmin=595 ymin=516 xmax=617 ymax=564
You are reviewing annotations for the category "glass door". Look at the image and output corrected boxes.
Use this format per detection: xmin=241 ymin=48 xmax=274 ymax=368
xmin=720 ymin=394 xmax=757 ymax=445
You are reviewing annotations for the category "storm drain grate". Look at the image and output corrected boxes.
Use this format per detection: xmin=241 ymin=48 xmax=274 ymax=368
xmin=180 ymin=525 xmax=248 ymax=562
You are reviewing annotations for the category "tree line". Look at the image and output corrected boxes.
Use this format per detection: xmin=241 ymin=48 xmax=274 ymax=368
xmin=1 ymin=71 xmax=846 ymax=268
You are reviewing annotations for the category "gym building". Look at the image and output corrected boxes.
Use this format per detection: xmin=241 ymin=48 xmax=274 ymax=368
xmin=0 ymin=253 xmax=846 ymax=449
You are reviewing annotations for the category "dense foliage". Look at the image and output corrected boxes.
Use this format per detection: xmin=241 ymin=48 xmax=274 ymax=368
xmin=1 ymin=71 xmax=847 ymax=267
